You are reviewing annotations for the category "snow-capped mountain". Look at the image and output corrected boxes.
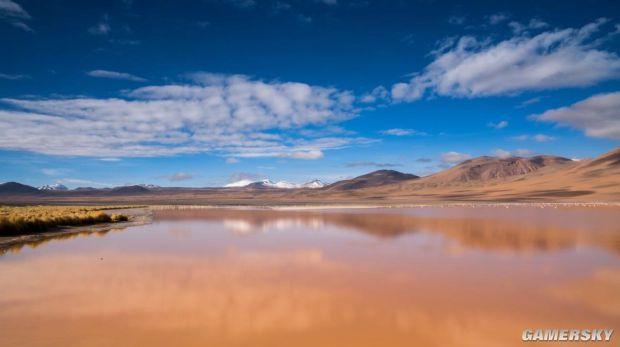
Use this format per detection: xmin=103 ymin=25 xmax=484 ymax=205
xmin=302 ymin=179 xmax=325 ymax=188
xmin=264 ymin=180 xmax=298 ymax=189
xmin=224 ymin=179 xmax=325 ymax=189
xmin=38 ymin=184 xmax=68 ymax=191
xmin=139 ymin=184 xmax=160 ymax=189
xmin=224 ymin=179 xmax=256 ymax=188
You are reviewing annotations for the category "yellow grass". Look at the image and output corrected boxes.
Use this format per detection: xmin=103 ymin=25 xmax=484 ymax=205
xmin=0 ymin=206 xmax=130 ymax=236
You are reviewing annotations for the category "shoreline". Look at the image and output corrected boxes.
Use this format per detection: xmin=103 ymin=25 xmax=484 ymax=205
xmin=148 ymin=201 xmax=620 ymax=210
xmin=0 ymin=207 xmax=152 ymax=253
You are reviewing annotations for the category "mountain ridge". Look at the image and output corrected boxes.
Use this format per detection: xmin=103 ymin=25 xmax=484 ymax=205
xmin=0 ymin=182 xmax=41 ymax=195
xmin=1 ymin=148 xmax=618 ymax=202
xmin=325 ymin=170 xmax=419 ymax=191
xmin=422 ymin=155 xmax=573 ymax=184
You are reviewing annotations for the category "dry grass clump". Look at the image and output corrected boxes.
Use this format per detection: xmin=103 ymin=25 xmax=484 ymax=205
xmin=110 ymin=214 xmax=128 ymax=222
xmin=0 ymin=206 xmax=130 ymax=236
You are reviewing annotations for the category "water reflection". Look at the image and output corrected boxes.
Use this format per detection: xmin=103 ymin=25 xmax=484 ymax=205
xmin=0 ymin=228 xmax=112 ymax=256
xmin=1 ymin=207 xmax=619 ymax=346
xmin=0 ymin=227 xmax=123 ymax=256
xmin=155 ymin=207 xmax=620 ymax=254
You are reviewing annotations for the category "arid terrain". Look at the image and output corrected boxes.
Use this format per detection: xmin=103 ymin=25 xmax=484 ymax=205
xmin=1 ymin=148 xmax=619 ymax=205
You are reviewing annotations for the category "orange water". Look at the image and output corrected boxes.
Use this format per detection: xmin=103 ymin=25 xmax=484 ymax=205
xmin=1 ymin=206 xmax=619 ymax=346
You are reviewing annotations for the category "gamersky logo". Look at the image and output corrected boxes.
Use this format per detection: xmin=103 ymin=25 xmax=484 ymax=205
xmin=522 ymin=329 xmax=613 ymax=342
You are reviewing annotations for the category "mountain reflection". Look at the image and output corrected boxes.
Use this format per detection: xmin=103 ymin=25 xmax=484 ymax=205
xmin=2 ymin=207 xmax=619 ymax=256
xmin=0 ymin=228 xmax=113 ymax=256
xmin=154 ymin=208 xmax=620 ymax=255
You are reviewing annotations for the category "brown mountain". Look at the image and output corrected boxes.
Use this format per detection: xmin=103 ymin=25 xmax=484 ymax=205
xmin=369 ymin=148 xmax=620 ymax=202
xmin=578 ymin=147 xmax=620 ymax=173
xmin=108 ymin=185 xmax=151 ymax=195
xmin=0 ymin=182 xmax=41 ymax=195
xmin=423 ymin=155 xmax=572 ymax=184
xmin=326 ymin=170 xmax=419 ymax=191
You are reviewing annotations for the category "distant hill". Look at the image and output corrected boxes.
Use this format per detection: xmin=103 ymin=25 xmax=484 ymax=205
xmin=580 ymin=147 xmax=620 ymax=171
xmin=74 ymin=187 xmax=98 ymax=191
xmin=0 ymin=182 xmax=41 ymax=195
xmin=108 ymin=185 xmax=151 ymax=195
xmin=423 ymin=155 xmax=572 ymax=184
xmin=326 ymin=170 xmax=419 ymax=191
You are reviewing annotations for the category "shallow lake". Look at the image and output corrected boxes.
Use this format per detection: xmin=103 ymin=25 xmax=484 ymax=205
xmin=1 ymin=206 xmax=619 ymax=346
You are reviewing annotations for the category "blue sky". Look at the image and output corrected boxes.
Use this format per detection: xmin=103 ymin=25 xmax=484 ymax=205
xmin=1 ymin=0 xmax=619 ymax=188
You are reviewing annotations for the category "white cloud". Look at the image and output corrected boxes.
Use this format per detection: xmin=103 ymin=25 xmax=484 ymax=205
xmin=226 ymin=157 xmax=239 ymax=164
xmin=89 ymin=16 xmax=111 ymax=35
xmin=391 ymin=19 xmax=620 ymax=101
xmin=228 ymin=172 xmax=263 ymax=183
xmin=360 ymin=86 xmax=389 ymax=103
xmin=379 ymin=128 xmax=425 ymax=136
xmin=492 ymin=148 xmax=535 ymax=158
xmin=448 ymin=16 xmax=465 ymax=25
xmin=513 ymin=148 xmax=534 ymax=156
xmin=0 ymin=0 xmax=33 ymax=31
xmin=297 ymin=14 xmax=312 ymax=24
xmin=87 ymin=70 xmax=147 ymax=82
xmin=41 ymin=168 xmax=67 ymax=176
xmin=401 ymin=33 xmax=415 ymax=46
xmin=220 ymin=0 xmax=256 ymax=9
xmin=272 ymin=1 xmax=291 ymax=13
xmin=278 ymin=149 xmax=324 ymax=160
xmin=57 ymin=178 xmax=110 ymax=187
xmin=89 ymin=22 xmax=110 ymax=35
xmin=511 ymin=134 xmax=555 ymax=142
xmin=533 ymin=91 xmax=620 ymax=140
xmin=0 ymin=73 xmax=359 ymax=159
xmin=441 ymin=151 xmax=471 ymax=164
xmin=532 ymin=134 xmax=554 ymax=142
xmin=391 ymin=82 xmax=424 ymax=102
xmin=11 ymin=20 xmax=31 ymax=31
xmin=508 ymin=18 xmax=548 ymax=34
xmin=517 ymin=96 xmax=543 ymax=108
xmin=167 ymin=172 xmax=194 ymax=182
xmin=487 ymin=13 xmax=508 ymax=25
xmin=346 ymin=161 xmax=400 ymax=168
xmin=99 ymin=157 xmax=121 ymax=162
xmin=0 ymin=0 xmax=28 ymax=18
xmin=491 ymin=149 xmax=512 ymax=158
xmin=487 ymin=120 xmax=508 ymax=129
xmin=0 ymin=73 xmax=28 ymax=80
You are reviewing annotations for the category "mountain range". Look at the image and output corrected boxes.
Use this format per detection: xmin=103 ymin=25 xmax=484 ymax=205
xmin=225 ymin=179 xmax=325 ymax=189
xmin=1 ymin=148 xmax=618 ymax=203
